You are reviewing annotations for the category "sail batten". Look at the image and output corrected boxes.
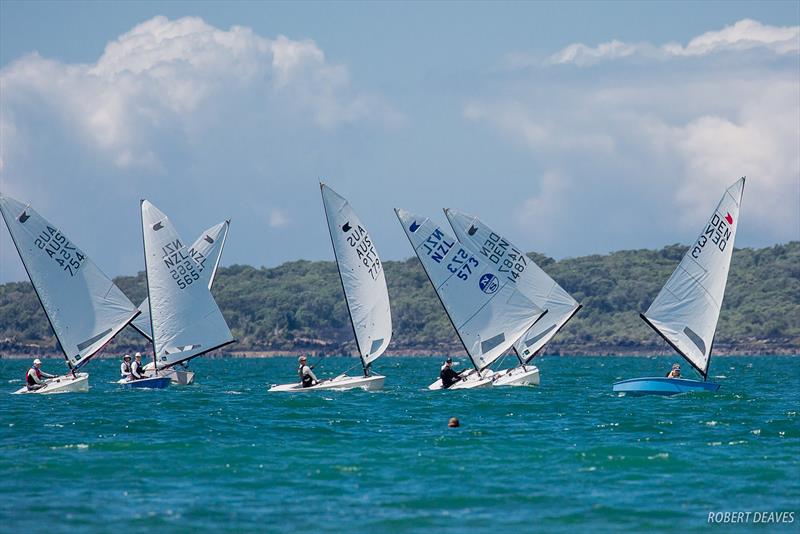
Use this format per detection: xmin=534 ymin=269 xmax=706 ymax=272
xmin=445 ymin=209 xmax=580 ymax=362
xmin=141 ymin=200 xmax=233 ymax=369
xmin=642 ymin=177 xmax=745 ymax=377
xmin=321 ymin=184 xmax=392 ymax=367
xmin=0 ymin=195 xmax=139 ymax=369
xmin=395 ymin=209 xmax=545 ymax=371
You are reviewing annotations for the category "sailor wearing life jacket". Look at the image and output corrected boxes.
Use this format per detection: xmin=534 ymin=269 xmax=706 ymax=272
xmin=120 ymin=354 xmax=133 ymax=380
xmin=298 ymin=355 xmax=318 ymax=388
xmin=131 ymin=352 xmax=147 ymax=380
xmin=26 ymin=358 xmax=56 ymax=391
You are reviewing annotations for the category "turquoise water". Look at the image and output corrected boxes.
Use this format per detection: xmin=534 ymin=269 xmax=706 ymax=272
xmin=1 ymin=355 xmax=798 ymax=533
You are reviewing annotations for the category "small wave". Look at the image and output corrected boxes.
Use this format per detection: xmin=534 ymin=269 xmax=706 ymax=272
xmin=223 ymin=390 xmax=242 ymax=395
xmin=50 ymin=443 xmax=89 ymax=450
xmin=751 ymin=429 xmax=761 ymax=436
xmin=44 ymin=423 xmax=64 ymax=428
xmin=648 ymin=452 xmax=669 ymax=460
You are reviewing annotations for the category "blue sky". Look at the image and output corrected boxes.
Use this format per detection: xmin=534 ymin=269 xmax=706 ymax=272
xmin=1 ymin=1 xmax=798 ymax=282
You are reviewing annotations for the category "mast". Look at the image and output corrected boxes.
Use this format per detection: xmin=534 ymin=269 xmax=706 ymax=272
xmin=321 ymin=182 xmax=369 ymax=376
xmin=140 ymin=199 xmax=159 ymax=376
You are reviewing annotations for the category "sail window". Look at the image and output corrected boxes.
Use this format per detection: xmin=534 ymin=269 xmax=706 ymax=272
xmin=683 ymin=326 xmax=707 ymax=355
xmin=481 ymin=333 xmax=505 ymax=354
xmin=76 ymin=328 xmax=112 ymax=351
xmin=524 ymin=324 xmax=557 ymax=347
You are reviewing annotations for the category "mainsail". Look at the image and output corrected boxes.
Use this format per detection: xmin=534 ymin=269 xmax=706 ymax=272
xmin=141 ymin=200 xmax=233 ymax=368
xmin=132 ymin=220 xmax=230 ymax=341
xmin=445 ymin=209 xmax=580 ymax=362
xmin=0 ymin=195 xmax=139 ymax=370
xmin=395 ymin=209 xmax=545 ymax=371
xmin=322 ymin=184 xmax=392 ymax=368
xmin=642 ymin=177 xmax=745 ymax=378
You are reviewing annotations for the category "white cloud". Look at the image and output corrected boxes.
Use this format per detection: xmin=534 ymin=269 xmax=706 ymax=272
xmin=545 ymin=19 xmax=799 ymax=66
xmin=268 ymin=208 xmax=290 ymax=228
xmin=467 ymin=19 xmax=800 ymax=252
xmin=0 ymin=16 xmax=402 ymax=170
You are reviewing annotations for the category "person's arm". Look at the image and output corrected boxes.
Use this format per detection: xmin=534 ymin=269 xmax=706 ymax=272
xmin=308 ymin=367 xmax=318 ymax=382
xmin=41 ymin=371 xmax=56 ymax=378
xmin=30 ymin=370 xmax=44 ymax=384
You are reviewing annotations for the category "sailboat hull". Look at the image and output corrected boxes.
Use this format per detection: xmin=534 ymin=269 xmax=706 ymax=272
xmin=613 ymin=377 xmax=720 ymax=396
xmin=268 ymin=373 xmax=385 ymax=392
xmin=428 ymin=369 xmax=494 ymax=390
xmin=492 ymin=365 xmax=540 ymax=387
xmin=117 ymin=376 xmax=172 ymax=389
xmin=12 ymin=372 xmax=89 ymax=395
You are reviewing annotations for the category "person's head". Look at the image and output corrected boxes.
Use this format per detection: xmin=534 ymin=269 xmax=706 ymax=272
xmin=448 ymin=417 xmax=460 ymax=428
xmin=33 ymin=358 xmax=41 ymax=368
xmin=135 ymin=352 xmax=142 ymax=361
xmin=672 ymin=363 xmax=681 ymax=375
xmin=299 ymin=356 xmax=307 ymax=365
xmin=123 ymin=354 xmax=131 ymax=362
xmin=445 ymin=357 xmax=453 ymax=368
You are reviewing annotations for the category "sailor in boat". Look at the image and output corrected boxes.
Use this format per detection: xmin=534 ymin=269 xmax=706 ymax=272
xmin=440 ymin=357 xmax=463 ymax=389
xmin=666 ymin=363 xmax=681 ymax=379
xmin=26 ymin=358 xmax=55 ymax=391
xmin=120 ymin=354 xmax=133 ymax=380
xmin=298 ymin=355 xmax=319 ymax=388
xmin=131 ymin=352 xmax=147 ymax=380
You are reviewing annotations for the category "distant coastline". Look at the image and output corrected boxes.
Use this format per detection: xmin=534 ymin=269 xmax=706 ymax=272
xmin=2 ymin=242 xmax=798 ymax=359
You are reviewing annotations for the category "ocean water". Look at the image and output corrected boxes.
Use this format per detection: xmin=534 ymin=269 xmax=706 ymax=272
xmin=1 ymin=355 xmax=798 ymax=533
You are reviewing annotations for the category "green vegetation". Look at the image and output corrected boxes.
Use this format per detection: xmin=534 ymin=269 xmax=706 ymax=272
xmin=1 ymin=243 xmax=798 ymax=356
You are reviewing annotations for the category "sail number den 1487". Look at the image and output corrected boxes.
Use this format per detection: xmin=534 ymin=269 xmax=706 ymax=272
xmin=478 ymin=232 xmax=527 ymax=284
xmin=34 ymin=225 xmax=85 ymax=276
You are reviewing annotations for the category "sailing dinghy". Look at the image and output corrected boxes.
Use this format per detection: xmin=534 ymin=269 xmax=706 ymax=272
xmin=613 ymin=177 xmax=745 ymax=396
xmin=131 ymin=220 xmax=230 ymax=384
xmin=394 ymin=209 xmax=547 ymax=390
xmin=1 ymin=195 xmax=140 ymax=394
xmin=445 ymin=209 xmax=581 ymax=386
xmin=269 ymin=184 xmax=392 ymax=392
xmin=119 ymin=200 xmax=234 ymax=388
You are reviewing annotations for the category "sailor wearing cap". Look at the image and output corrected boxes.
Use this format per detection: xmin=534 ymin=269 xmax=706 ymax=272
xmin=26 ymin=358 xmax=56 ymax=391
xmin=297 ymin=355 xmax=318 ymax=388
xmin=120 ymin=354 xmax=133 ymax=380
xmin=439 ymin=357 xmax=462 ymax=389
xmin=666 ymin=363 xmax=682 ymax=379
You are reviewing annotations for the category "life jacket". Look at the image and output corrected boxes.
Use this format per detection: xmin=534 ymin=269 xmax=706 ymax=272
xmin=121 ymin=362 xmax=132 ymax=378
xmin=26 ymin=367 xmax=42 ymax=386
xmin=299 ymin=365 xmax=314 ymax=388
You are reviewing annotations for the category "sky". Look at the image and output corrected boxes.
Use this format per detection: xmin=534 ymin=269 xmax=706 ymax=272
xmin=1 ymin=1 xmax=798 ymax=282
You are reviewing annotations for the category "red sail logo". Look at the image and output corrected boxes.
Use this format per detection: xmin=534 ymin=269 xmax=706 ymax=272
xmin=725 ymin=213 xmax=733 ymax=225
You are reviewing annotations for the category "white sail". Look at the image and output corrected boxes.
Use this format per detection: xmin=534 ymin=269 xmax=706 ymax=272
xmin=141 ymin=200 xmax=233 ymax=368
xmin=322 ymin=184 xmax=392 ymax=366
xmin=0 ymin=195 xmax=138 ymax=369
xmin=395 ymin=209 xmax=545 ymax=371
xmin=132 ymin=220 xmax=230 ymax=341
xmin=445 ymin=209 xmax=580 ymax=361
xmin=643 ymin=177 xmax=745 ymax=377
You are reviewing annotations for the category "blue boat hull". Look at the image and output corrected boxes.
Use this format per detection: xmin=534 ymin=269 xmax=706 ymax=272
xmin=612 ymin=377 xmax=720 ymax=396
xmin=120 ymin=376 xmax=172 ymax=389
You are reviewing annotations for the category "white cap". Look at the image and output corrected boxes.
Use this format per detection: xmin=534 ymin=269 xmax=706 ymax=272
xmin=135 ymin=352 xmax=142 ymax=358
xmin=33 ymin=358 xmax=42 ymax=365
xmin=123 ymin=354 xmax=132 ymax=360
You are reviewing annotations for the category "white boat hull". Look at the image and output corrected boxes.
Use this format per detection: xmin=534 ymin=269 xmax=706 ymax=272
xmin=492 ymin=365 xmax=540 ymax=387
xmin=428 ymin=369 xmax=494 ymax=390
xmin=12 ymin=372 xmax=89 ymax=395
xmin=268 ymin=373 xmax=385 ymax=392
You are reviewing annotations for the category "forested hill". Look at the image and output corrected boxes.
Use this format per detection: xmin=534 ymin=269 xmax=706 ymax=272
xmin=1 ymin=242 xmax=798 ymax=357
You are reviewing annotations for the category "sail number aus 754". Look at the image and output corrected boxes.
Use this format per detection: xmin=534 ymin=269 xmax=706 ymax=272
xmin=34 ymin=226 xmax=84 ymax=276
